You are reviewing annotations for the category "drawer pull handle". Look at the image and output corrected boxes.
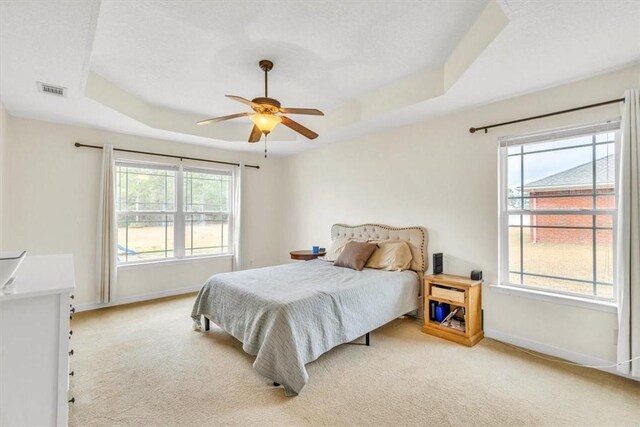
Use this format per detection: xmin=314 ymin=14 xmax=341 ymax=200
xmin=69 ymin=371 xmax=74 ymax=376
xmin=70 ymin=315 xmax=73 ymax=320
xmin=68 ymin=397 xmax=75 ymax=404
xmin=70 ymin=294 xmax=75 ymax=299
xmin=70 ymin=307 xmax=76 ymax=313
xmin=69 ymin=349 xmax=74 ymax=356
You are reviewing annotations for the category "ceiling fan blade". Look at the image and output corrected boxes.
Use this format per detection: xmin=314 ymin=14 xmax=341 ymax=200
xmin=248 ymin=125 xmax=262 ymax=143
xmin=281 ymin=116 xmax=319 ymax=140
xmin=226 ymin=95 xmax=260 ymax=109
xmin=279 ymin=107 xmax=324 ymax=116
xmin=197 ymin=112 xmax=250 ymax=126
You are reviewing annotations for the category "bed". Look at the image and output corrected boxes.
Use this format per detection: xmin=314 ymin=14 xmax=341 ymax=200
xmin=191 ymin=223 xmax=428 ymax=396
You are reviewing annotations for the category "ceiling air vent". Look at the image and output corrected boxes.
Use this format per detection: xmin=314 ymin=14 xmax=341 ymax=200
xmin=37 ymin=82 xmax=67 ymax=97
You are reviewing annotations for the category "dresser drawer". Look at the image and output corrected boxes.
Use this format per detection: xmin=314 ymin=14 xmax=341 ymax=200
xmin=431 ymin=285 xmax=465 ymax=303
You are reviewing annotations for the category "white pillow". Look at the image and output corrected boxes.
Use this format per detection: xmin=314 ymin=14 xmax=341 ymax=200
xmin=366 ymin=240 xmax=413 ymax=271
xmin=325 ymin=236 xmax=351 ymax=262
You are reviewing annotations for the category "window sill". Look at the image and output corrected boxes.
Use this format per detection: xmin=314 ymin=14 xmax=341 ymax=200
xmin=117 ymin=254 xmax=234 ymax=270
xmin=490 ymin=284 xmax=618 ymax=313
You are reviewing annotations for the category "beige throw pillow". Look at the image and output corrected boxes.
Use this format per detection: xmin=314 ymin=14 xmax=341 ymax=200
xmin=325 ymin=236 xmax=351 ymax=261
xmin=366 ymin=240 xmax=413 ymax=271
xmin=333 ymin=241 xmax=377 ymax=271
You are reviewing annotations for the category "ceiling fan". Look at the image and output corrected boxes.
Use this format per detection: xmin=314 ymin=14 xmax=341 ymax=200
xmin=197 ymin=59 xmax=324 ymax=155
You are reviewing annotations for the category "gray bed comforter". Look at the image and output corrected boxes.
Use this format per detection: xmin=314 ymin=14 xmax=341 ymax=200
xmin=191 ymin=259 xmax=420 ymax=396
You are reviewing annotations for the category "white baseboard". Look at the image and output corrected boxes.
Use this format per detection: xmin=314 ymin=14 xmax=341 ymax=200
xmin=75 ymin=285 xmax=201 ymax=312
xmin=485 ymin=328 xmax=638 ymax=381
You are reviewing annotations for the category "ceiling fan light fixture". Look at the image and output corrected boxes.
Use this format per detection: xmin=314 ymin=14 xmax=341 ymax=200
xmin=250 ymin=113 xmax=282 ymax=134
xmin=197 ymin=60 xmax=323 ymax=143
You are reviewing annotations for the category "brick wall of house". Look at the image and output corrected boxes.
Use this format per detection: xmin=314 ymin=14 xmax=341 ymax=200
xmin=529 ymin=188 xmax=614 ymax=244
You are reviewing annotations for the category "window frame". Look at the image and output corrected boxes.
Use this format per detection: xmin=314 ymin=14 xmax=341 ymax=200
xmin=498 ymin=119 xmax=620 ymax=303
xmin=182 ymin=165 xmax=233 ymax=258
xmin=115 ymin=160 xmax=234 ymax=266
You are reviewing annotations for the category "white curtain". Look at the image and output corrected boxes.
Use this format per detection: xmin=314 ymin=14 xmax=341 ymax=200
xmin=96 ymin=144 xmax=117 ymax=303
xmin=616 ymin=88 xmax=640 ymax=377
xmin=232 ymin=161 xmax=246 ymax=271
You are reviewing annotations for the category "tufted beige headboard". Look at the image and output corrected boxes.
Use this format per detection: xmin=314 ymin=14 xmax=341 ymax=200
xmin=331 ymin=223 xmax=428 ymax=273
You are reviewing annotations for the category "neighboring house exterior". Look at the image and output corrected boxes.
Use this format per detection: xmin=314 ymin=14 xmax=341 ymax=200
xmin=523 ymin=155 xmax=614 ymax=244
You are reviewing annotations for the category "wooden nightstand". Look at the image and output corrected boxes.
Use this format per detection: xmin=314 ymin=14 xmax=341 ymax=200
xmin=289 ymin=250 xmax=326 ymax=261
xmin=423 ymin=274 xmax=483 ymax=347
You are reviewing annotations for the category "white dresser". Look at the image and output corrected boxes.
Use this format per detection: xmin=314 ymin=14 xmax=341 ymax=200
xmin=0 ymin=254 xmax=75 ymax=427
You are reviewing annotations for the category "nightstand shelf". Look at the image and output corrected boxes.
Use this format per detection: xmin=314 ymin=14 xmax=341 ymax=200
xmin=423 ymin=274 xmax=483 ymax=347
xmin=428 ymin=295 xmax=465 ymax=306
xmin=426 ymin=320 xmax=467 ymax=336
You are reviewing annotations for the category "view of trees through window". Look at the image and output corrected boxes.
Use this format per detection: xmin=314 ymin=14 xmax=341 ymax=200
xmin=184 ymin=170 xmax=230 ymax=257
xmin=116 ymin=163 xmax=231 ymax=263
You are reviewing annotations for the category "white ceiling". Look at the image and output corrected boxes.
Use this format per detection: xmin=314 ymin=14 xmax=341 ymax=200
xmin=90 ymin=0 xmax=486 ymax=116
xmin=0 ymin=0 xmax=639 ymax=156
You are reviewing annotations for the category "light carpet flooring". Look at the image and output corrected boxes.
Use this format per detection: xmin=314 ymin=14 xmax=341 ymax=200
xmin=70 ymin=294 xmax=640 ymax=426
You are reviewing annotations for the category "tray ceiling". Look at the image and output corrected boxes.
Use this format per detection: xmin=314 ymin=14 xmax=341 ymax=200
xmin=0 ymin=0 xmax=638 ymax=156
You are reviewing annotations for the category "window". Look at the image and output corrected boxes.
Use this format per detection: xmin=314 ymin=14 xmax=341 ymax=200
xmin=183 ymin=168 xmax=231 ymax=256
xmin=116 ymin=161 xmax=233 ymax=264
xmin=499 ymin=120 xmax=619 ymax=301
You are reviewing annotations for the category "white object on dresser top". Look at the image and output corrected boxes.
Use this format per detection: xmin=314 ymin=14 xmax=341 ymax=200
xmin=0 ymin=250 xmax=26 ymax=289
xmin=0 ymin=254 xmax=75 ymax=301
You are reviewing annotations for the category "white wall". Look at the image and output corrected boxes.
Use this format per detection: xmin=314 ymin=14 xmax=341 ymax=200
xmin=0 ymin=102 xmax=7 ymax=249
xmin=2 ymin=117 xmax=284 ymax=305
xmin=280 ymin=65 xmax=640 ymax=364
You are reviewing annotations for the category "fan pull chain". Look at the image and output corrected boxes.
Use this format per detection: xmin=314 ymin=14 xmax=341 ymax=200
xmin=264 ymin=134 xmax=268 ymax=158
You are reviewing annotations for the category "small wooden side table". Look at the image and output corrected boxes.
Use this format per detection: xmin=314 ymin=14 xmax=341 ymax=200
xmin=423 ymin=274 xmax=483 ymax=347
xmin=290 ymin=250 xmax=326 ymax=261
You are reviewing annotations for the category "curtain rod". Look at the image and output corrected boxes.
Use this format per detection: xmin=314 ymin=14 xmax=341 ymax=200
xmin=469 ymin=97 xmax=625 ymax=134
xmin=74 ymin=142 xmax=260 ymax=169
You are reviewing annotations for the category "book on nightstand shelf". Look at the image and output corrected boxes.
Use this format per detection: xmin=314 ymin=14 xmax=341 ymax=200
xmin=446 ymin=319 xmax=465 ymax=332
xmin=440 ymin=306 xmax=462 ymax=326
